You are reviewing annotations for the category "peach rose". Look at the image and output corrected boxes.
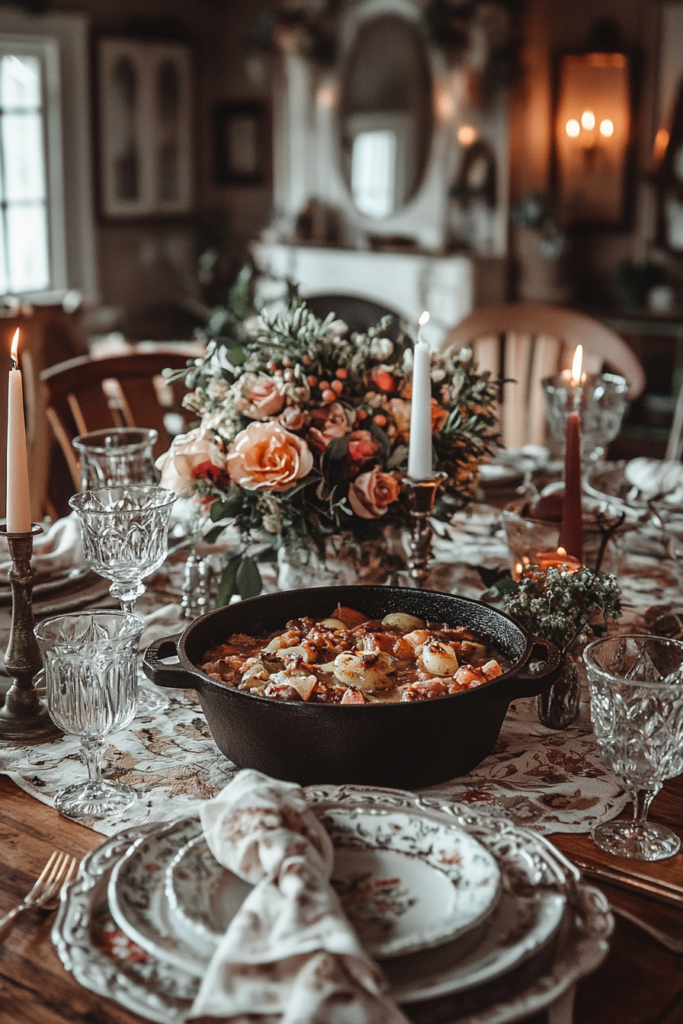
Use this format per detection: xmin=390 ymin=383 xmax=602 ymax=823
xmin=278 ymin=405 xmax=308 ymax=432
xmin=226 ymin=421 xmax=313 ymax=493
xmin=348 ymin=467 xmax=400 ymax=519
xmin=237 ymin=372 xmax=285 ymax=420
xmin=308 ymin=402 xmax=351 ymax=451
xmin=155 ymin=427 xmax=225 ymax=498
xmin=348 ymin=430 xmax=380 ymax=463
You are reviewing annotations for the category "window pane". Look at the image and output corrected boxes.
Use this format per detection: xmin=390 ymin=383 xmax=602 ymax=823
xmin=0 ymin=216 xmax=9 ymax=294
xmin=351 ymin=130 xmax=397 ymax=219
xmin=6 ymin=203 xmax=49 ymax=291
xmin=1 ymin=55 xmax=41 ymax=110
xmin=2 ymin=112 xmax=46 ymax=201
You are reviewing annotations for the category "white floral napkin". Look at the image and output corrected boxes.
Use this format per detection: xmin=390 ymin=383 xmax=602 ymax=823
xmin=0 ymin=513 xmax=84 ymax=583
xmin=625 ymin=458 xmax=683 ymax=503
xmin=189 ymin=769 xmax=409 ymax=1024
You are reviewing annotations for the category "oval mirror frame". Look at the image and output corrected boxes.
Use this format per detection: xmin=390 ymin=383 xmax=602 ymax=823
xmin=338 ymin=12 xmax=433 ymax=221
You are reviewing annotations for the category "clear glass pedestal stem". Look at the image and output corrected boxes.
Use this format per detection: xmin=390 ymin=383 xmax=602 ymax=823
xmin=53 ymin=736 xmax=137 ymax=819
xmin=592 ymin=785 xmax=681 ymax=861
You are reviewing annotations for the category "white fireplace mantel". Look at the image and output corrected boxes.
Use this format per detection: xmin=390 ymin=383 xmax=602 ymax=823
xmin=252 ymin=242 xmax=485 ymax=347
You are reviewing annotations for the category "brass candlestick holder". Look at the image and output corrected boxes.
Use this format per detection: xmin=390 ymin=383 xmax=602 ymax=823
xmin=403 ymin=473 xmax=446 ymax=586
xmin=0 ymin=524 xmax=61 ymax=741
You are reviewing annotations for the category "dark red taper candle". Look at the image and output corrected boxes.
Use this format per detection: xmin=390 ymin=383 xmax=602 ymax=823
xmin=558 ymin=411 xmax=584 ymax=563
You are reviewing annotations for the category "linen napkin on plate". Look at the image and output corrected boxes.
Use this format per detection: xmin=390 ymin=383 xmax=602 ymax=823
xmin=189 ymin=769 xmax=409 ymax=1024
xmin=625 ymin=458 xmax=683 ymax=503
xmin=0 ymin=513 xmax=84 ymax=583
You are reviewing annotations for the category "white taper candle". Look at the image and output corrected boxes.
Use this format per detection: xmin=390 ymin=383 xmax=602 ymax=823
xmin=6 ymin=329 xmax=31 ymax=532
xmin=408 ymin=311 xmax=433 ymax=481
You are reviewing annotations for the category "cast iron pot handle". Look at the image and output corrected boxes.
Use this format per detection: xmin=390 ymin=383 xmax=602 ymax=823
xmin=143 ymin=633 xmax=195 ymax=689
xmin=510 ymin=636 xmax=563 ymax=698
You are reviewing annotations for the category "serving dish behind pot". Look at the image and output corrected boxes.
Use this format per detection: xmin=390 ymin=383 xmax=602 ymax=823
xmin=143 ymin=586 xmax=561 ymax=788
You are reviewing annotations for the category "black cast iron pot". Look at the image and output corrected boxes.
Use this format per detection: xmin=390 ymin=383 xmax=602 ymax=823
xmin=143 ymin=586 xmax=561 ymax=789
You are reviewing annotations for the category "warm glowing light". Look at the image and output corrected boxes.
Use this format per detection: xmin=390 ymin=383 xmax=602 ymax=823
xmin=581 ymin=110 xmax=596 ymax=130
xmin=565 ymin=119 xmax=580 ymax=138
xmin=457 ymin=124 xmax=478 ymax=147
xmin=653 ymin=126 xmax=670 ymax=165
xmin=570 ymin=345 xmax=583 ymax=385
xmin=435 ymin=87 xmax=454 ymax=121
xmin=599 ymin=118 xmax=614 ymax=137
xmin=10 ymin=328 xmax=19 ymax=367
xmin=419 ymin=310 xmax=430 ymax=327
xmin=557 ymin=546 xmax=567 ymax=556
xmin=316 ymin=84 xmax=337 ymax=109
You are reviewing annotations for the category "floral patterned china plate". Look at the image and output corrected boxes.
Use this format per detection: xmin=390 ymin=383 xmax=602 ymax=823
xmin=53 ymin=801 xmax=612 ymax=1024
xmin=166 ymin=806 xmax=502 ymax=960
xmin=108 ymin=817 xmax=208 ymax=977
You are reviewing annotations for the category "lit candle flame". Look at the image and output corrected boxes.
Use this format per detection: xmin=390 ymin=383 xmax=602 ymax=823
xmin=419 ymin=310 xmax=430 ymax=327
xmin=10 ymin=328 xmax=19 ymax=369
xmin=557 ymin=546 xmax=567 ymax=556
xmin=570 ymin=345 xmax=583 ymax=385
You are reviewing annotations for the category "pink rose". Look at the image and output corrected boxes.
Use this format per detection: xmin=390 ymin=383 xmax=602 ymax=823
xmin=348 ymin=430 xmax=380 ymax=463
xmin=348 ymin=467 xmax=400 ymax=519
xmin=308 ymin=402 xmax=351 ymax=451
xmin=155 ymin=427 xmax=225 ymax=498
xmin=226 ymin=422 xmax=313 ymax=493
xmin=278 ymin=405 xmax=308 ymax=432
xmin=238 ymin=373 xmax=285 ymax=420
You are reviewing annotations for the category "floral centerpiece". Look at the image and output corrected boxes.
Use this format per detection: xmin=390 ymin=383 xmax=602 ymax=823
xmin=157 ymin=295 xmax=500 ymax=603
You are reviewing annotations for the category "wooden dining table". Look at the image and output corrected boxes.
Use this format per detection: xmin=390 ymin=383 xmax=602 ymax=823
xmin=2 ymin=515 xmax=683 ymax=1024
xmin=1 ymin=769 xmax=682 ymax=1024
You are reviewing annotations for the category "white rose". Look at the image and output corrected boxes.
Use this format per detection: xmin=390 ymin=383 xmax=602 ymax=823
xmin=155 ymin=427 xmax=225 ymax=498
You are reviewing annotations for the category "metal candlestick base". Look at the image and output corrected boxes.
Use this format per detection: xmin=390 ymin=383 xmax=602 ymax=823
xmin=403 ymin=474 xmax=446 ymax=587
xmin=0 ymin=524 xmax=61 ymax=742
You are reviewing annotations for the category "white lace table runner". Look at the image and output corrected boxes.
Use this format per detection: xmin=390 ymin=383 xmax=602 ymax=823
xmin=0 ymin=507 xmax=678 ymax=839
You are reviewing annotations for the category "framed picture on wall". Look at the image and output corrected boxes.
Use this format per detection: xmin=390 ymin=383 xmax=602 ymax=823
xmin=214 ymin=101 xmax=267 ymax=185
xmin=97 ymin=37 xmax=193 ymax=219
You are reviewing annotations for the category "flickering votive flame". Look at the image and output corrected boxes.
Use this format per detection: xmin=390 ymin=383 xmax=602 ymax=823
xmin=570 ymin=345 xmax=583 ymax=385
xmin=10 ymin=328 xmax=19 ymax=368
xmin=419 ymin=311 xmax=430 ymax=327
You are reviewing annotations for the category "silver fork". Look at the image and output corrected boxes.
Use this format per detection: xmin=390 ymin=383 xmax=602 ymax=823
xmin=0 ymin=850 xmax=78 ymax=944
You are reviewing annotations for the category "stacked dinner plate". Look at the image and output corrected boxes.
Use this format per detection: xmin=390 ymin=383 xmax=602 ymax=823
xmin=52 ymin=785 xmax=612 ymax=1024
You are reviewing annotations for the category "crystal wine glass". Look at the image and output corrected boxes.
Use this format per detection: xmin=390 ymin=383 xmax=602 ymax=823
xmin=69 ymin=486 xmax=176 ymax=714
xmin=35 ymin=612 xmax=144 ymax=818
xmin=584 ymin=634 xmax=683 ymax=860
xmin=73 ymin=427 xmax=158 ymax=491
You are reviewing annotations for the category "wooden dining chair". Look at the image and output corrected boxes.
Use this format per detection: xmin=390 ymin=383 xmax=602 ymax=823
xmin=441 ymin=303 xmax=646 ymax=450
xmin=40 ymin=351 xmax=193 ymax=490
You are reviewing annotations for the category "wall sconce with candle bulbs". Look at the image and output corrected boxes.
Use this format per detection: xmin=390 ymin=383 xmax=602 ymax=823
xmin=553 ymin=50 xmax=633 ymax=227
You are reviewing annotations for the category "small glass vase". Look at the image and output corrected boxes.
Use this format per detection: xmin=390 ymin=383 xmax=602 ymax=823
xmin=537 ymin=655 xmax=581 ymax=730
xmin=276 ymin=532 xmax=399 ymax=592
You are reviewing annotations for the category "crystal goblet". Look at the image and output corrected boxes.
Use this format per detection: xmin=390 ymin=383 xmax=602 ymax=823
xmin=69 ymin=486 xmax=176 ymax=714
xmin=584 ymin=634 xmax=683 ymax=860
xmin=35 ymin=612 xmax=144 ymax=818
xmin=73 ymin=427 xmax=158 ymax=491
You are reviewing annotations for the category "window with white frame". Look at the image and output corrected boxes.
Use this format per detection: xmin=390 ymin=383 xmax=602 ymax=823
xmin=0 ymin=12 xmax=96 ymax=301
xmin=0 ymin=51 xmax=51 ymax=292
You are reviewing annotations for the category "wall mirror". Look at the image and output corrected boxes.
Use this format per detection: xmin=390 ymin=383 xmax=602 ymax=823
xmin=339 ymin=14 xmax=432 ymax=220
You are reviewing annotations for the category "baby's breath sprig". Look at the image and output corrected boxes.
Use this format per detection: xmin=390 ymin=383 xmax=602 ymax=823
xmin=503 ymin=565 xmax=622 ymax=655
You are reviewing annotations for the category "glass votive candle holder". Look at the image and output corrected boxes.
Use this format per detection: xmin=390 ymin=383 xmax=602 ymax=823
xmin=503 ymin=498 xmax=618 ymax=579
xmin=542 ymin=371 xmax=629 ymax=462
